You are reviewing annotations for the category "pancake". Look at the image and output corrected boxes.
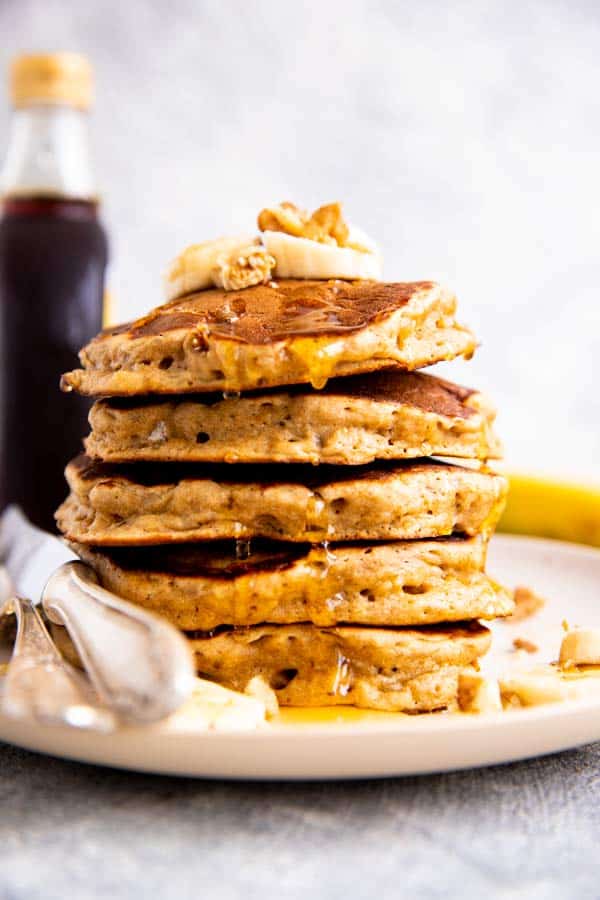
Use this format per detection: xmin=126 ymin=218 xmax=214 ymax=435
xmin=188 ymin=622 xmax=492 ymax=711
xmin=57 ymin=455 xmax=508 ymax=546
xmin=70 ymin=535 xmax=513 ymax=630
xmin=85 ymin=370 xmax=501 ymax=465
xmin=60 ymin=280 xmax=477 ymax=396
xmin=48 ymin=619 xmax=492 ymax=712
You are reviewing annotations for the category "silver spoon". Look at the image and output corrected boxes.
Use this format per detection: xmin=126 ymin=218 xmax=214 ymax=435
xmin=42 ymin=562 xmax=195 ymax=723
xmin=2 ymin=506 xmax=196 ymax=726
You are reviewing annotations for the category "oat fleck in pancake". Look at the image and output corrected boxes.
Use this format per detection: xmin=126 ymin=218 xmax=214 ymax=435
xmin=61 ymin=280 xmax=477 ymax=396
xmin=188 ymin=621 xmax=492 ymax=712
xmin=70 ymin=536 xmax=513 ymax=630
xmin=85 ymin=370 xmax=500 ymax=465
xmin=57 ymin=455 xmax=508 ymax=546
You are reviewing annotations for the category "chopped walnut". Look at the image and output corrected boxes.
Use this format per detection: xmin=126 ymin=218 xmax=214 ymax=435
xmin=212 ymin=243 xmax=276 ymax=292
xmin=258 ymin=201 xmax=350 ymax=247
xmin=504 ymin=585 xmax=546 ymax=623
xmin=305 ymin=203 xmax=349 ymax=245
xmin=258 ymin=201 xmax=308 ymax=237
xmin=513 ymin=637 xmax=539 ymax=654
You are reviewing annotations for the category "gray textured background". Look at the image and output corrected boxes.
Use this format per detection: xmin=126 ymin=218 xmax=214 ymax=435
xmin=1 ymin=741 xmax=600 ymax=899
xmin=2 ymin=0 xmax=600 ymax=475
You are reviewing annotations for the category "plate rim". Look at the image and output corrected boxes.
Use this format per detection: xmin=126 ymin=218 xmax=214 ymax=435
xmin=2 ymin=531 xmax=600 ymax=778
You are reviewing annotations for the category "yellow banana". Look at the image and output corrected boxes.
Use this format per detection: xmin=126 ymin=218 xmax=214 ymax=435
xmin=499 ymin=473 xmax=600 ymax=547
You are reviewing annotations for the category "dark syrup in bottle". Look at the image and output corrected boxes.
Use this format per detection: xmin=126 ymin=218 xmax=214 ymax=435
xmin=0 ymin=53 xmax=108 ymax=531
xmin=0 ymin=197 xmax=107 ymax=530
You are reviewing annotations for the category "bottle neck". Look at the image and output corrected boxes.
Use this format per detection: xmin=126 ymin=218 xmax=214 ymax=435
xmin=0 ymin=105 xmax=97 ymax=202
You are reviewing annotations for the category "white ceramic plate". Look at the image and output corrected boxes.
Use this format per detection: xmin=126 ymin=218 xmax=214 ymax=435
xmin=2 ymin=533 xmax=600 ymax=780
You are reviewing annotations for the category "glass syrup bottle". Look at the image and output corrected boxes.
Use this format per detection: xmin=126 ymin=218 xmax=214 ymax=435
xmin=0 ymin=53 xmax=108 ymax=531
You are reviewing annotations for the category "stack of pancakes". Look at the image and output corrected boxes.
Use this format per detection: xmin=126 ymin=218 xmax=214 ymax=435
xmin=58 ymin=278 xmax=511 ymax=712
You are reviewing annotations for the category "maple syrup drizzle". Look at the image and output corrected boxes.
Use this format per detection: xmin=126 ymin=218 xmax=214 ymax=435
xmin=235 ymin=539 xmax=252 ymax=561
xmin=330 ymin=650 xmax=353 ymax=697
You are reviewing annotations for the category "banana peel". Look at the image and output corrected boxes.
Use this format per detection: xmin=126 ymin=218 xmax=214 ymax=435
xmin=499 ymin=473 xmax=600 ymax=548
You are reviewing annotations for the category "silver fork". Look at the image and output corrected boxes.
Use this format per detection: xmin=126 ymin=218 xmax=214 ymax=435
xmin=0 ymin=592 xmax=116 ymax=731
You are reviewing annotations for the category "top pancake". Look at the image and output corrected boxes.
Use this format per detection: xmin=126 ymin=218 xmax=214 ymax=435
xmin=61 ymin=279 xmax=477 ymax=396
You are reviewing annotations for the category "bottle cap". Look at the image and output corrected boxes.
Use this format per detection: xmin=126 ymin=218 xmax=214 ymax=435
xmin=9 ymin=53 xmax=93 ymax=110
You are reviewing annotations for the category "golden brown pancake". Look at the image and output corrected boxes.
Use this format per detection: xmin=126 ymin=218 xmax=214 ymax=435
xmin=85 ymin=370 xmax=500 ymax=465
xmin=61 ymin=280 xmax=477 ymax=396
xmin=57 ymin=455 xmax=508 ymax=546
xmin=49 ymin=618 xmax=492 ymax=712
xmin=189 ymin=621 xmax=492 ymax=711
xmin=70 ymin=535 xmax=513 ymax=630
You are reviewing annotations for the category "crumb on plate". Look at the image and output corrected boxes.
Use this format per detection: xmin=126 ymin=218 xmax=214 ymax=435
xmin=504 ymin=585 xmax=546 ymax=623
xmin=513 ymin=637 xmax=539 ymax=654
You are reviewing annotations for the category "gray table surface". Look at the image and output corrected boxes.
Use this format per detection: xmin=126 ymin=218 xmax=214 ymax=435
xmin=0 ymin=741 xmax=599 ymax=900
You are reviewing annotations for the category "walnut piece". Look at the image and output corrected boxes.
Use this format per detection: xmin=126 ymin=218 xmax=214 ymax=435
xmin=258 ymin=201 xmax=350 ymax=247
xmin=212 ymin=243 xmax=276 ymax=292
xmin=504 ymin=585 xmax=546 ymax=623
xmin=513 ymin=637 xmax=539 ymax=654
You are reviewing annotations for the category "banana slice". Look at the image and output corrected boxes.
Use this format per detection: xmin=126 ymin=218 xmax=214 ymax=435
xmin=499 ymin=668 xmax=569 ymax=706
xmin=458 ymin=671 xmax=502 ymax=714
xmin=262 ymin=230 xmax=382 ymax=281
xmin=499 ymin=664 xmax=600 ymax=707
xmin=172 ymin=677 xmax=267 ymax=731
xmin=559 ymin=628 xmax=600 ymax=667
xmin=345 ymin=224 xmax=380 ymax=254
xmin=244 ymin=675 xmax=280 ymax=719
xmin=164 ymin=236 xmax=274 ymax=301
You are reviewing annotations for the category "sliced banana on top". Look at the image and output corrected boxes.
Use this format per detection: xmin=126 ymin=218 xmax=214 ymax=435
xmin=258 ymin=200 xmax=382 ymax=280
xmin=345 ymin=224 xmax=380 ymax=255
xmin=262 ymin=230 xmax=382 ymax=281
xmin=163 ymin=202 xmax=383 ymax=301
xmin=164 ymin=235 xmax=274 ymax=301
